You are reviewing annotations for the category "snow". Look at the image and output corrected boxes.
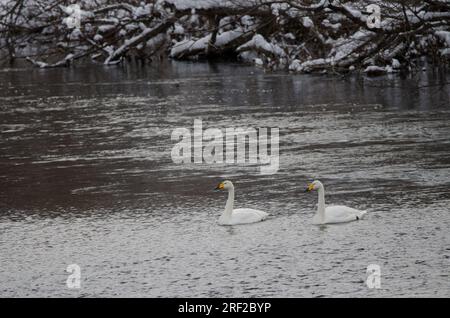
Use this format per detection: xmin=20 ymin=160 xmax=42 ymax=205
xmin=322 ymin=19 xmax=341 ymax=30
xmin=289 ymin=59 xmax=302 ymax=72
xmin=170 ymin=27 xmax=247 ymax=57
xmin=134 ymin=4 xmax=152 ymax=17
xmin=254 ymin=58 xmax=263 ymax=66
xmin=105 ymin=23 xmax=167 ymax=64
xmin=215 ymin=29 xmax=245 ymax=46
xmin=165 ymin=0 xmax=234 ymax=10
xmin=173 ymin=23 xmax=185 ymax=35
xmin=241 ymin=15 xmax=255 ymax=30
xmin=330 ymin=30 xmax=373 ymax=61
xmin=68 ymin=28 xmax=82 ymax=41
xmin=364 ymin=65 xmax=387 ymax=74
xmin=126 ymin=24 xmax=139 ymax=31
xmin=391 ymin=58 xmax=400 ymax=69
xmin=284 ymin=33 xmax=295 ymax=40
xmin=170 ymin=38 xmax=206 ymax=57
xmin=93 ymin=34 xmax=103 ymax=42
xmin=302 ymin=17 xmax=314 ymax=28
xmin=98 ymin=25 xmax=115 ymax=33
xmin=237 ymin=34 xmax=285 ymax=57
xmin=343 ymin=5 xmax=363 ymax=19
xmin=289 ymin=58 xmax=330 ymax=72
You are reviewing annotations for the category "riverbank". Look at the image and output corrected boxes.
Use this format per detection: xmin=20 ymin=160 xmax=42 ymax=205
xmin=1 ymin=1 xmax=450 ymax=75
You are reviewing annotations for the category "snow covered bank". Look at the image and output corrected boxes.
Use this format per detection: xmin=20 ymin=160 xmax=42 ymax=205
xmin=1 ymin=0 xmax=449 ymax=74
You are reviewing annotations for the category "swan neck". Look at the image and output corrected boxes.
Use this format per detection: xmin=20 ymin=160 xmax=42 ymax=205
xmin=223 ymin=187 xmax=234 ymax=218
xmin=317 ymin=185 xmax=326 ymax=221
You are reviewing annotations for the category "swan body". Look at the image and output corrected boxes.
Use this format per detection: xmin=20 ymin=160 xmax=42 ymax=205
xmin=216 ymin=180 xmax=268 ymax=226
xmin=218 ymin=208 xmax=268 ymax=225
xmin=306 ymin=180 xmax=367 ymax=224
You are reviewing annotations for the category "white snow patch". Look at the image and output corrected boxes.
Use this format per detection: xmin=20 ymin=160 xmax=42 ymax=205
xmin=364 ymin=65 xmax=387 ymax=74
xmin=238 ymin=34 xmax=285 ymax=57
xmin=302 ymin=17 xmax=314 ymax=28
xmin=170 ymin=28 xmax=246 ymax=57
xmin=165 ymin=0 xmax=233 ymax=10
xmin=391 ymin=58 xmax=400 ymax=69
xmin=254 ymin=58 xmax=263 ymax=66
xmin=93 ymin=34 xmax=103 ymax=42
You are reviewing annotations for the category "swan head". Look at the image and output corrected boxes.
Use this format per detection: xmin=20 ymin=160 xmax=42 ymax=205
xmin=215 ymin=180 xmax=234 ymax=190
xmin=305 ymin=180 xmax=323 ymax=192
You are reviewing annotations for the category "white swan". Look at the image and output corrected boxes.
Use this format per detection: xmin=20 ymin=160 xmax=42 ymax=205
xmin=305 ymin=180 xmax=367 ymax=224
xmin=215 ymin=180 xmax=268 ymax=225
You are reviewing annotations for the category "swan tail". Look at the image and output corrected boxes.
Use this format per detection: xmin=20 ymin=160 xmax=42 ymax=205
xmin=256 ymin=212 xmax=268 ymax=222
xmin=358 ymin=210 xmax=368 ymax=219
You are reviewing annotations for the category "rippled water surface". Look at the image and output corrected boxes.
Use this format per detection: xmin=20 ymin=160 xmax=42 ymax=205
xmin=0 ymin=62 xmax=449 ymax=297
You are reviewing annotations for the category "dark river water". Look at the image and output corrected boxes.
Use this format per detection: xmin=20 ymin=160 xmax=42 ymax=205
xmin=0 ymin=61 xmax=449 ymax=297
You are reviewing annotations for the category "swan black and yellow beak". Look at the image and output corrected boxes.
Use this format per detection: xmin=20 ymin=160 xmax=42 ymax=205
xmin=215 ymin=182 xmax=225 ymax=190
xmin=304 ymin=183 xmax=314 ymax=192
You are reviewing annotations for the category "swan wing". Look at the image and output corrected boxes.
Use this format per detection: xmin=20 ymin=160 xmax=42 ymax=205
xmin=223 ymin=208 xmax=268 ymax=225
xmin=324 ymin=205 xmax=367 ymax=223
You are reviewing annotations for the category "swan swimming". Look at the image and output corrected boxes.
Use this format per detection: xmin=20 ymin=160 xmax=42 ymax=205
xmin=305 ymin=180 xmax=367 ymax=224
xmin=215 ymin=180 xmax=268 ymax=225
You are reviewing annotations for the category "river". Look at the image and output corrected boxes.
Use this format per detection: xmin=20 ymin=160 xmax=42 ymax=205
xmin=0 ymin=61 xmax=449 ymax=297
